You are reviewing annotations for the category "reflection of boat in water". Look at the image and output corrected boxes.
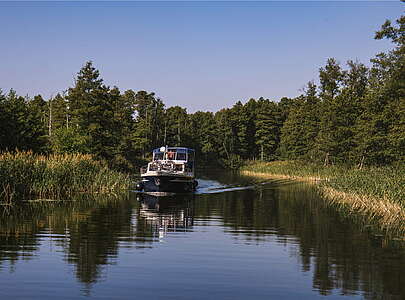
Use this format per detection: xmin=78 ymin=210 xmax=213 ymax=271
xmin=137 ymin=146 xmax=198 ymax=193
xmin=137 ymin=193 xmax=194 ymax=238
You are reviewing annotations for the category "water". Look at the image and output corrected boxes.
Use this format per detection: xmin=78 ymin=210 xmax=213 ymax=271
xmin=0 ymin=172 xmax=404 ymax=299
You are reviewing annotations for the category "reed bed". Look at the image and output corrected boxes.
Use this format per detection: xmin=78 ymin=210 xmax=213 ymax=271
xmin=241 ymin=160 xmax=405 ymax=232
xmin=322 ymin=187 xmax=405 ymax=234
xmin=0 ymin=151 xmax=131 ymax=204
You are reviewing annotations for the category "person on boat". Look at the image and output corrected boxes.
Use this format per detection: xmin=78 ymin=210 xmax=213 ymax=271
xmin=167 ymin=151 xmax=175 ymax=160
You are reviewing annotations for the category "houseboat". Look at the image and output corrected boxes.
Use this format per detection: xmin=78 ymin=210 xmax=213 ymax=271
xmin=137 ymin=146 xmax=198 ymax=193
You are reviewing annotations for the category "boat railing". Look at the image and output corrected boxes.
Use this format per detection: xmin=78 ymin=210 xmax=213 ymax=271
xmin=141 ymin=160 xmax=193 ymax=175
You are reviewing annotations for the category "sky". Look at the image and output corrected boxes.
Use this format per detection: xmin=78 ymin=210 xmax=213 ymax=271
xmin=0 ymin=1 xmax=403 ymax=112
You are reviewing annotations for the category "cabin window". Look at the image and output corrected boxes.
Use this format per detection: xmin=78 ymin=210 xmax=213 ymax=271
xmin=154 ymin=152 xmax=164 ymax=161
xmin=176 ymin=152 xmax=186 ymax=161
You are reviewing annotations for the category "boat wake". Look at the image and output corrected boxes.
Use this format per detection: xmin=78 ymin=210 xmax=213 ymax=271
xmin=194 ymin=179 xmax=255 ymax=195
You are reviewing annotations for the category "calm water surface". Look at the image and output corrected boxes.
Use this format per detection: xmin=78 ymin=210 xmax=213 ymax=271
xmin=0 ymin=172 xmax=404 ymax=299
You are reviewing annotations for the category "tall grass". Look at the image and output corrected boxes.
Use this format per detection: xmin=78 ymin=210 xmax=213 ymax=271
xmin=0 ymin=151 xmax=131 ymax=204
xmin=241 ymin=160 xmax=405 ymax=232
xmin=242 ymin=160 xmax=404 ymax=206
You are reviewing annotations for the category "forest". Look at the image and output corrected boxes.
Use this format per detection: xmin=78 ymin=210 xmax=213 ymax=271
xmin=0 ymin=16 xmax=403 ymax=171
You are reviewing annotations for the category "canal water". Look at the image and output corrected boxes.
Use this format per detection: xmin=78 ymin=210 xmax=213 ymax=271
xmin=0 ymin=172 xmax=403 ymax=299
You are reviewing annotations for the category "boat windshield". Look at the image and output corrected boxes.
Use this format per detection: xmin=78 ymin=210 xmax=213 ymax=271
xmin=153 ymin=152 xmax=164 ymax=161
xmin=152 ymin=147 xmax=195 ymax=162
xmin=176 ymin=152 xmax=186 ymax=161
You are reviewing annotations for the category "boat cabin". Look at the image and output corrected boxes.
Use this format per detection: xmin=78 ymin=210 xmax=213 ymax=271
xmin=153 ymin=147 xmax=195 ymax=163
xmin=142 ymin=147 xmax=195 ymax=176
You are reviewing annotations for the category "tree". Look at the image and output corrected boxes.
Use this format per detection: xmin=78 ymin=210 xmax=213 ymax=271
xmin=27 ymin=95 xmax=48 ymax=152
xmin=66 ymin=61 xmax=115 ymax=159
xmin=0 ymin=89 xmax=8 ymax=150
xmin=279 ymin=82 xmax=320 ymax=160
xmin=51 ymin=127 xmax=89 ymax=154
xmin=165 ymin=106 xmax=189 ymax=147
xmin=315 ymin=59 xmax=346 ymax=164
xmin=188 ymin=111 xmax=218 ymax=164
xmin=255 ymin=98 xmax=283 ymax=161
xmin=49 ymin=93 xmax=68 ymax=135
xmin=319 ymin=58 xmax=345 ymax=100
xmin=215 ymin=108 xmax=240 ymax=168
xmin=242 ymin=98 xmax=259 ymax=159
xmin=0 ymin=90 xmax=47 ymax=152
xmin=354 ymin=16 xmax=405 ymax=165
xmin=132 ymin=90 xmax=165 ymax=158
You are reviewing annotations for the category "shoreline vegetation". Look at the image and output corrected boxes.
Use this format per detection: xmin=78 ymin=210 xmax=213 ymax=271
xmin=0 ymin=151 xmax=131 ymax=204
xmin=0 ymin=15 xmax=403 ymax=238
xmin=241 ymin=161 xmax=405 ymax=234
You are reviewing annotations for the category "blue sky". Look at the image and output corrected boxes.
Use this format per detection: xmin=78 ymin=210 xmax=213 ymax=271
xmin=0 ymin=1 xmax=403 ymax=112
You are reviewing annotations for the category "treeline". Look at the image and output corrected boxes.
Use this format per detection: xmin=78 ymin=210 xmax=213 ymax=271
xmin=0 ymin=16 xmax=403 ymax=170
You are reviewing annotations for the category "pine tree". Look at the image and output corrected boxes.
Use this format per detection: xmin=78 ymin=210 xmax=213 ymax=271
xmin=279 ymin=83 xmax=320 ymax=160
xmin=279 ymin=97 xmax=307 ymax=159
xmin=243 ymin=98 xmax=258 ymax=159
xmin=255 ymin=98 xmax=283 ymax=161
xmin=231 ymin=101 xmax=249 ymax=159
xmin=165 ymin=106 xmax=189 ymax=147
xmin=132 ymin=90 xmax=165 ymax=158
xmin=110 ymin=89 xmax=138 ymax=169
xmin=27 ymin=94 xmax=48 ymax=152
xmin=189 ymin=111 xmax=218 ymax=163
xmin=0 ymin=89 xmax=8 ymax=150
xmin=315 ymin=59 xmax=345 ymax=164
xmin=215 ymin=108 xmax=238 ymax=167
xmin=66 ymin=61 xmax=115 ymax=159
xmin=49 ymin=93 xmax=68 ymax=134
xmin=0 ymin=90 xmax=47 ymax=152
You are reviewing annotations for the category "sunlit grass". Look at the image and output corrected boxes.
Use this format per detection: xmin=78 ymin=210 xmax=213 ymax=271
xmin=242 ymin=160 xmax=404 ymax=205
xmin=0 ymin=151 xmax=131 ymax=203
xmin=241 ymin=160 xmax=405 ymax=232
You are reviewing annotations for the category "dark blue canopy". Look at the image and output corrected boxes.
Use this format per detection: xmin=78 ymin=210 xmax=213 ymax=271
xmin=153 ymin=147 xmax=195 ymax=154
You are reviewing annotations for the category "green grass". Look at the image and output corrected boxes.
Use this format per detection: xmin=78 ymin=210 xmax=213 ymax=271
xmin=241 ymin=160 xmax=405 ymax=208
xmin=0 ymin=151 xmax=132 ymax=204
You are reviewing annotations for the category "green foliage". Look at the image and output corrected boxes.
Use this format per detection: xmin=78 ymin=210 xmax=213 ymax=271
xmin=188 ymin=111 xmax=218 ymax=164
xmin=51 ymin=127 xmax=90 ymax=154
xmin=49 ymin=93 xmax=68 ymax=133
xmin=165 ymin=106 xmax=190 ymax=147
xmin=132 ymin=90 xmax=165 ymax=158
xmin=255 ymin=98 xmax=283 ymax=160
xmin=66 ymin=61 xmax=116 ymax=159
xmin=353 ymin=16 xmax=405 ymax=166
xmin=221 ymin=153 xmax=244 ymax=170
xmin=279 ymin=83 xmax=320 ymax=159
xmin=0 ymin=16 xmax=403 ymax=170
xmin=0 ymin=90 xmax=48 ymax=153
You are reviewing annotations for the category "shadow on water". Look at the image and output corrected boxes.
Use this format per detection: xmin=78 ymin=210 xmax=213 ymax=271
xmin=0 ymin=171 xmax=404 ymax=299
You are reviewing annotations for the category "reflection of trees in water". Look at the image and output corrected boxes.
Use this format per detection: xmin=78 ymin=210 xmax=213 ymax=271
xmin=0 ymin=195 xmax=138 ymax=286
xmin=0 ymin=183 xmax=404 ymax=299
xmin=0 ymin=193 xmax=195 ymax=288
xmin=0 ymin=204 xmax=56 ymax=269
xmin=193 ymin=183 xmax=405 ymax=299
xmin=64 ymin=203 xmax=133 ymax=285
xmin=274 ymin=184 xmax=404 ymax=300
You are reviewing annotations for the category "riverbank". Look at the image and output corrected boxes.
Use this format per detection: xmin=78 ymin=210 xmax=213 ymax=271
xmin=0 ymin=151 xmax=131 ymax=204
xmin=241 ymin=161 xmax=405 ymax=232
